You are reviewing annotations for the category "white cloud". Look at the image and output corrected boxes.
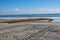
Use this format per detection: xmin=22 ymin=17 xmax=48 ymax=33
xmin=0 ymin=8 xmax=60 ymax=14
xmin=14 ymin=8 xmax=19 ymax=11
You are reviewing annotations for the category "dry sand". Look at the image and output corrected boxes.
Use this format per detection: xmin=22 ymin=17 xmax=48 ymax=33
xmin=0 ymin=22 xmax=60 ymax=40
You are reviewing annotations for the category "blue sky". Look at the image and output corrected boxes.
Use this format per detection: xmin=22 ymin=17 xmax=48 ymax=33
xmin=0 ymin=0 xmax=60 ymax=15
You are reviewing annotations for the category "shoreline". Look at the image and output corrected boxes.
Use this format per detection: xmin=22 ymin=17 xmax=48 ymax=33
xmin=0 ymin=17 xmax=60 ymax=22
xmin=0 ymin=18 xmax=53 ymax=23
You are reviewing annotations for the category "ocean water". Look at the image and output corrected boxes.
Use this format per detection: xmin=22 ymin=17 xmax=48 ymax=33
xmin=0 ymin=14 xmax=60 ymax=22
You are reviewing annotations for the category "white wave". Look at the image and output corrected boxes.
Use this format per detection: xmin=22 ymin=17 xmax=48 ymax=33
xmin=0 ymin=17 xmax=60 ymax=22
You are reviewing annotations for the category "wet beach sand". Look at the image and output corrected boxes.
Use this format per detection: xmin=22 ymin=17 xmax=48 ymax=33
xmin=0 ymin=22 xmax=60 ymax=40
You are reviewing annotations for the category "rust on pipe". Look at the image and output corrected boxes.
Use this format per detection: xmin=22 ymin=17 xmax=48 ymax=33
xmin=0 ymin=18 xmax=53 ymax=23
